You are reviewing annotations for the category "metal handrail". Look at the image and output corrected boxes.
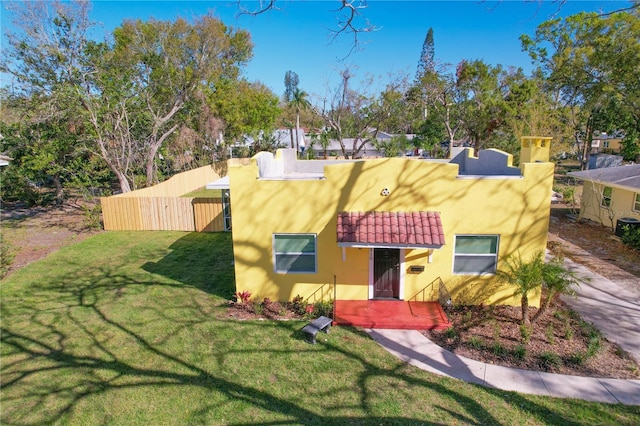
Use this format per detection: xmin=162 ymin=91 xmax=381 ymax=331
xmin=409 ymin=277 xmax=452 ymax=310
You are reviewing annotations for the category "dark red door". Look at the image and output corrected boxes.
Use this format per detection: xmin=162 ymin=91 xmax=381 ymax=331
xmin=374 ymin=249 xmax=400 ymax=299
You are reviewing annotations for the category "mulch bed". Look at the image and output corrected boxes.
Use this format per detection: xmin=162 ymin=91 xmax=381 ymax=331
xmin=424 ymin=302 xmax=640 ymax=379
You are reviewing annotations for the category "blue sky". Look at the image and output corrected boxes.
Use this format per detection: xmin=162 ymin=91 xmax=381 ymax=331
xmin=3 ymin=1 xmax=630 ymax=101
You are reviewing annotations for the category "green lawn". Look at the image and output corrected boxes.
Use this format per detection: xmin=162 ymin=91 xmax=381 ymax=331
xmin=1 ymin=231 xmax=639 ymax=425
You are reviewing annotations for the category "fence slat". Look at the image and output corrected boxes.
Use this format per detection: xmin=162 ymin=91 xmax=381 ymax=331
xmin=99 ymin=161 xmax=248 ymax=232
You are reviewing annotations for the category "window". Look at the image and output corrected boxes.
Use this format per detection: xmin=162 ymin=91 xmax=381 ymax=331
xmin=222 ymin=190 xmax=232 ymax=231
xmin=601 ymin=186 xmax=613 ymax=208
xmin=635 ymin=193 xmax=640 ymax=212
xmin=273 ymin=234 xmax=317 ymax=273
xmin=453 ymin=235 xmax=499 ymax=274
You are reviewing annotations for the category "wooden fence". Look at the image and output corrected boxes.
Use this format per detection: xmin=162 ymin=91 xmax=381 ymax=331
xmin=100 ymin=160 xmax=248 ymax=232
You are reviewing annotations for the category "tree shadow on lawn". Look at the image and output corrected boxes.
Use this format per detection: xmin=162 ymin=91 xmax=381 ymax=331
xmin=2 ymin=235 xmax=637 ymax=424
xmin=141 ymin=231 xmax=236 ymax=299
xmin=2 ymin=291 xmax=635 ymax=424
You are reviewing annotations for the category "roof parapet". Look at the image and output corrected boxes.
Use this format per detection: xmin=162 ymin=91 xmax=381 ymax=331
xmin=450 ymin=148 xmax=521 ymax=176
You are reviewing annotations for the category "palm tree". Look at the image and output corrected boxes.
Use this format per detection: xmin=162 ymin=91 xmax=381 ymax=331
xmin=497 ymin=251 xmax=582 ymax=327
xmin=497 ymin=251 xmax=546 ymax=327
xmin=533 ymin=255 xmax=581 ymax=322
xmin=289 ymin=88 xmax=311 ymax=153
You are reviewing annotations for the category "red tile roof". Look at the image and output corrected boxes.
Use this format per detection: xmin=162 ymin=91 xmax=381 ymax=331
xmin=337 ymin=211 xmax=445 ymax=247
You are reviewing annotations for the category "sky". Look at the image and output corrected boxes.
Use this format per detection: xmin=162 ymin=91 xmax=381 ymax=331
xmin=2 ymin=0 xmax=631 ymax=102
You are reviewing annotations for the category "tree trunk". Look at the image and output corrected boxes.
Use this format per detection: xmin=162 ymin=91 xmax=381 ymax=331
xmin=295 ymin=111 xmax=300 ymax=153
xmin=532 ymin=291 xmax=556 ymax=323
xmin=521 ymin=294 xmax=531 ymax=327
xmin=53 ymin=174 xmax=64 ymax=204
xmin=581 ymin=115 xmax=594 ymax=171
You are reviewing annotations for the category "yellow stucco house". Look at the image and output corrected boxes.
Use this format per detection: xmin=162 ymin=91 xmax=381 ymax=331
xmin=568 ymin=164 xmax=640 ymax=232
xmin=225 ymin=136 xmax=554 ymax=308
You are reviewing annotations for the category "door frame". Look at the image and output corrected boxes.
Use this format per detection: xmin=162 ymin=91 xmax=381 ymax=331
xmin=368 ymin=248 xmax=405 ymax=300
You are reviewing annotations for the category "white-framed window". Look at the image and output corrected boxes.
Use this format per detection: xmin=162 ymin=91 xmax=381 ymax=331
xmin=453 ymin=235 xmax=499 ymax=275
xmin=634 ymin=193 xmax=640 ymax=212
xmin=601 ymin=186 xmax=613 ymax=208
xmin=273 ymin=234 xmax=317 ymax=274
xmin=222 ymin=190 xmax=232 ymax=231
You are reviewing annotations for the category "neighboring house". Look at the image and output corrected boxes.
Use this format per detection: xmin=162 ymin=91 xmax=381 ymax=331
xmin=226 ymin=136 xmax=554 ymax=308
xmin=235 ymin=128 xmax=306 ymax=153
xmin=591 ymin=134 xmax=623 ymax=154
xmin=568 ymin=164 xmax=640 ymax=229
xmin=309 ymin=129 xmax=416 ymax=158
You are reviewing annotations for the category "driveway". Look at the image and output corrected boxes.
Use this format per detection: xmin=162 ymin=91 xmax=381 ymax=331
xmin=560 ymin=257 xmax=640 ymax=363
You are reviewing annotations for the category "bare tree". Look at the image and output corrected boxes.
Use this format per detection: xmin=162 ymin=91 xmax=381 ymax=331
xmin=236 ymin=0 xmax=378 ymax=57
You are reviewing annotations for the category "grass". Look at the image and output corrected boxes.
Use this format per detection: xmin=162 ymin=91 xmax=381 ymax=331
xmin=181 ymin=187 xmax=223 ymax=198
xmin=2 ymin=232 xmax=640 ymax=425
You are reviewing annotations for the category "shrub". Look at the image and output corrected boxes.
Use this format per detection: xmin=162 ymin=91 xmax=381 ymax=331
xmin=545 ymin=324 xmax=555 ymax=345
xmin=520 ymin=324 xmax=532 ymax=345
xmin=621 ymin=224 xmax=640 ymax=250
xmin=468 ymin=336 xmax=484 ymax=350
xmin=513 ymin=344 xmax=526 ymax=361
xmin=587 ymin=336 xmax=601 ymax=357
xmin=253 ymin=302 xmax=264 ymax=315
xmin=235 ymin=290 xmax=252 ymax=304
xmin=290 ymin=294 xmax=307 ymax=315
xmin=443 ymin=327 xmax=457 ymax=340
xmin=0 ymin=233 xmax=15 ymax=279
xmin=538 ymin=351 xmax=562 ymax=370
xmin=81 ymin=203 xmax=103 ymax=230
xmin=491 ymin=342 xmax=507 ymax=357
xmin=312 ymin=300 xmax=334 ymax=318
xmin=568 ymin=351 xmax=587 ymax=366
xmin=491 ymin=321 xmax=501 ymax=340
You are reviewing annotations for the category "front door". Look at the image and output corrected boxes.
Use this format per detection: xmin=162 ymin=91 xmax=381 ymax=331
xmin=373 ymin=248 xmax=400 ymax=299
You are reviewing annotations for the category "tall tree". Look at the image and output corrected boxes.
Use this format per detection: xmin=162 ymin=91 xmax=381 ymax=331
xmin=521 ymin=8 xmax=640 ymax=168
xmin=316 ymin=69 xmax=389 ymax=158
xmin=415 ymin=27 xmax=435 ymax=81
xmin=80 ymin=16 xmax=253 ymax=190
xmin=456 ymin=60 xmax=507 ymax=152
xmin=283 ymin=70 xmax=300 ymax=103
xmin=210 ymin=79 xmax=281 ymax=150
xmin=290 ymin=87 xmax=311 ymax=151
xmin=1 ymin=0 xmax=95 ymax=202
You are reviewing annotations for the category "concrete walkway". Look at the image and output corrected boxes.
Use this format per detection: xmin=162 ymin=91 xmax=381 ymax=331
xmin=560 ymin=257 xmax=640 ymax=364
xmin=366 ymin=255 xmax=640 ymax=405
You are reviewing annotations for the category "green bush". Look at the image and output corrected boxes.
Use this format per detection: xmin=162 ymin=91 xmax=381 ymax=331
xmin=568 ymin=351 xmax=588 ymax=366
xmin=81 ymin=203 xmax=103 ymax=230
xmin=312 ymin=300 xmax=334 ymax=318
xmin=520 ymin=324 xmax=532 ymax=345
xmin=0 ymin=233 xmax=15 ymax=279
xmin=468 ymin=336 xmax=484 ymax=350
xmin=538 ymin=351 xmax=562 ymax=370
xmin=513 ymin=344 xmax=526 ymax=361
xmin=491 ymin=342 xmax=507 ymax=357
xmin=289 ymin=295 xmax=306 ymax=316
xmin=443 ymin=327 xmax=457 ymax=339
xmin=621 ymin=225 xmax=640 ymax=250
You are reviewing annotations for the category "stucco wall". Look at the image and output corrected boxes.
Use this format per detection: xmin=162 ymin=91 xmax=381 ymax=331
xmin=229 ymin=151 xmax=554 ymax=307
xmin=579 ymin=182 xmax=640 ymax=229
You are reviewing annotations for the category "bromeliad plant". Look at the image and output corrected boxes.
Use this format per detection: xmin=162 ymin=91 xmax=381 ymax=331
xmin=235 ymin=290 xmax=252 ymax=304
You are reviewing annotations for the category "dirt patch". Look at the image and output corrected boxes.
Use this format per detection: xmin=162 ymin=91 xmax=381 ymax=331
xmin=425 ymin=303 xmax=640 ymax=379
xmin=548 ymin=204 xmax=640 ymax=293
xmin=1 ymin=200 xmax=100 ymax=276
xmin=221 ymin=300 xmax=307 ymax=321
